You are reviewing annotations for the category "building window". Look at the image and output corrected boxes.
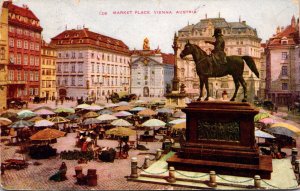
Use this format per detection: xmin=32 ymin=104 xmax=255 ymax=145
xmin=29 ymin=56 xmax=33 ymax=65
xmin=17 ymin=40 xmax=22 ymax=48
xmin=29 ymin=88 xmax=34 ymax=96
xmin=57 ymin=64 xmax=61 ymax=72
xmin=24 ymin=41 xmax=28 ymax=49
xmin=282 ymin=52 xmax=288 ymax=60
xmin=78 ymin=77 xmax=83 ymax=86
xmin=282 ymin=83 xmax=288 ymax=90
xmin=35 ymin=57 xmax=39 ymax=66
xmin=34 ymin=88 xmax=39 ymax=96
xmin=92 ymin=63 xmax=95 ymax=73
xmin=17 ymin=70 xmax=21 ymax=81
xmin=30 ymin=72 xmax=34 ymax=81
xmin=91 ymin=53 xmax=94 ymax=59
xmin=79 ymin=52 xmax=83 ymax=58
xmin=0 ymin=48 xmax=4 ymax=60
xmin=35 ymin=72 xmax=39 ymax=81
xmin=24 ymin=71 xmax=27 ymax=81
xmin=78 ymin=63 xmax=83 ymax=73
xmin=71 ymin=63 xmax=76 ymax=72
xmin=281 ymin=66 xmax=288 ymax=76
xmin=72 ymin=52 xmax=76 ymax=58
xmin=9 ymin=71 xmax=13 ymax=81
xmin=35 ymin=43 xmax=39 ymax=51
xmin=9 ymin=39 xmax=14 ymax=47
xmin=97 ymin=63 xmax=100 ymax=73
xmin=65 ymin=53 xmax=69 ymax=58
xmin=71 ymin=76 xmax=75 ymax=86
xmin=30 ymin=42 xmax=34 ymax=50
xmin=17 ymin=54 xmax=21 ymax=64
xmin=58 ymin=53 xmax=62 ymax=58
xmin=64 ymin=63 xmax=68 ymax=72
xmin=238 ymin=48 xmax=242 ymax=55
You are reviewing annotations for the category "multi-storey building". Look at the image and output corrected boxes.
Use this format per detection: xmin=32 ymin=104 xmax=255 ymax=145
xmin=130 ymin=39 xmax=174 ymax=97
xmin=265 ymin=16 xmax=299 ymax=106
xmin=177 ymin=16 xmax=262 ymax=101
xmin=3 ymin=1 xmax=43 ymax=101
xmin=50 ymin=28 xmax=131 ymax=100
xmin=0 ymin=1 xmax=9 ymax=109
xmin=40 ymin=40 xmax=56 ymax=100
xmin=258 ymin=43 xmax=267 ymax=99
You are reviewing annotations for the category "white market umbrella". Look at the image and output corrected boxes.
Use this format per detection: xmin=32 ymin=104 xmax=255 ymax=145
xmin=34 ymin=119 xmax=55 ymax=127
xmin=111 ymin=119 xmax=132 ymax=127
xmin=34 ymin=109 xmax=55 ymax=116
xmin=105 ymin=103 xmax=118 ymax=108
xmin=113 ymin=111 xmax=133 ymax=117
xmin=85 ymin=105 xmax=104 ymax=111
xmin=255 ymin=128 xmax=275 ymax=139
xmin=169 ymin=118 xmax=186 ymax=125
xmin=97 ymin=114 xmax=118 ymax=121
xmin=76 ymin=104 xmax=90 ymax=109
xmin=142 ymin=119 xmax=166 ymax=127
xmin=118 ymin=101 xmax=129 ymax=106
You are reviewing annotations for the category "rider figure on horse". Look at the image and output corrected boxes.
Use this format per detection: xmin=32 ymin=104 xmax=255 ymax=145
xmin=205 ymin=28 xmax=227 ymax=75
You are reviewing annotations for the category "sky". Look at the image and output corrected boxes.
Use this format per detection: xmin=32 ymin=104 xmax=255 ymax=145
xmin=4 ymin=0 xmax=299 ymax=53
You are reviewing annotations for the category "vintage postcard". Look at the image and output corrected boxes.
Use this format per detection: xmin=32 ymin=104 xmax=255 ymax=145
xmin=0 ymin=0 xmax=299 ymax=190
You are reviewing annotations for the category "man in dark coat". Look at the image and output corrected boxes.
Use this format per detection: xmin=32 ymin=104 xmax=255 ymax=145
xmin=205 ymin=28 xmax=227 ymax=75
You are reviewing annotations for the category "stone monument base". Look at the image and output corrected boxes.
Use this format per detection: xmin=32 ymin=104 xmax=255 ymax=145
xmin=167 ymin=101 xmax=273 ymax=179
xmin=165 ymin=91 xmax=187 ymax=108
xmin=167 ymin=153 xmax=272 ymax=179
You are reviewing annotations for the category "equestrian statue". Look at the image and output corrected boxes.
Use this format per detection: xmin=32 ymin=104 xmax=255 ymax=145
xmin=179 ymin=28 xmax=259 ymax=102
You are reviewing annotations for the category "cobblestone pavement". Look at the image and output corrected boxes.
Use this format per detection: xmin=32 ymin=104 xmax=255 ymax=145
xmin=0 ymin=132 xmax=191 ymax=190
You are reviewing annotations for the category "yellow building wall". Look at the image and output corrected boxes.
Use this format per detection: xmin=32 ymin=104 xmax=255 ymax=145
xmin=40 ymin=46 xmax=57 ymax=99
xmin=0 ymin=5 xmax=8 ymax=109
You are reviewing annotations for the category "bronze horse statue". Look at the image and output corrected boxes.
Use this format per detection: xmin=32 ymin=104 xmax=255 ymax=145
xmin=180 ymin=41 xmax=259 ymax=102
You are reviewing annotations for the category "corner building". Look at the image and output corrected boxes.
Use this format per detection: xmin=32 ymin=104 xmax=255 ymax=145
xmin=3 ymin=1 xmax=42 ymax=101
xmin=51 ymin=28 xmax=131 ymax=100
xmin=265 ymin=16 xmax=300 ymax=105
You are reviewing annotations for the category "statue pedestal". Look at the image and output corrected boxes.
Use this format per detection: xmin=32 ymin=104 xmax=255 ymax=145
xmin=165 ymin=91 xmax=187 ymax=108
xmin=167 ymin=101 xmax=272 ymax=179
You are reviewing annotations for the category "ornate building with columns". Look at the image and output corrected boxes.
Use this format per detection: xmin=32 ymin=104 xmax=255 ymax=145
xmin=130 ymin=38 xmax=174 ymax=97
xmin=177 ymin=16 xmax=262 ymax=101
xmin=265 ymin=16 xmax=299 ymax=106
xmin=51 ymin=28 xmax=130 ymax=100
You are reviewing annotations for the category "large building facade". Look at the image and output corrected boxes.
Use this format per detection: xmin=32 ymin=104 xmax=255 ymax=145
xmin=265 ymin=16 xmax=300 ymax=106
xmin=40 ymin=40 xmax=56 ymax=100
xmin=3 ymin=1 xmax=43 ymax=101
xmin=177 ymin=17 xmax=262 ymax=101
xmin=130 ymin=39 xmax=174 ymax=97
xmin=51 ymin=28 xmax=131 ymax=100
xmin=0 ymin=2 xmax=9 ymax=109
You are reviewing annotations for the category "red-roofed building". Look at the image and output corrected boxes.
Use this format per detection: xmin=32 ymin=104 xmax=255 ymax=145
xmin=130 ymin=38 xmax=174 ymax=97
xmin=50 ymin=28 xmax=131 ymax=100
xmin=3 ymin=1 xmax=43 ymax=101
xmin=265 ymin=16 xmax=300 ymax=105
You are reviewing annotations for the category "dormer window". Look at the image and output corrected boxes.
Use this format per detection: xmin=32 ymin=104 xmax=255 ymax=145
xmin=74 ymin=33 xmax=79 ymax=37
xmin=65 ymin=34 xmax=69 ymax=38
xmin=281 ymin=37 xmax=288 ymax=45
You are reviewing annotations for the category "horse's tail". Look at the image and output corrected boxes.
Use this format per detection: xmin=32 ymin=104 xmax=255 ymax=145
xmin=242 ymin=56 xmax=259 ymax=78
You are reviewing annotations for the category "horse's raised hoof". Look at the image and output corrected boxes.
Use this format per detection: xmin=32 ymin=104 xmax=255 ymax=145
xmin=242 ymin=99 xmax=247 ymax=102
